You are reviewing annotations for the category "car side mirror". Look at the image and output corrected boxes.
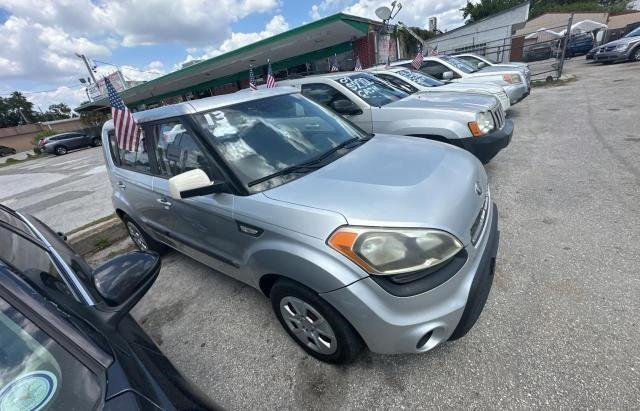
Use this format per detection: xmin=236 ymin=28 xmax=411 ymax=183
xmin=477 ymin=62 xmax=487 ymax=69
xmin=92 ymin=251 xmax=160 ymax=318
xmin=168 ymin=168 xmax=227 ymax=200
xmin=331 ymin=99 xmax=363 ymax=116
xmin=442 ymin=71 xmax=454 ymax=80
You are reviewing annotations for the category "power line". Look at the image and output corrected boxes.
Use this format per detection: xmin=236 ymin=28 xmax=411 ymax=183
xmin=0 ymin=84 xmax=84 ymax=96
xmin=93 ymin=59 xmax=163 ymax=75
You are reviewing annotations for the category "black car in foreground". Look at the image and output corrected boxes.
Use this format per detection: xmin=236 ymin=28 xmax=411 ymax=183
xmin=0 ymin=204 xmax=217 ymax=410
xmin=0 ymin=145 xmax=17 ymax=157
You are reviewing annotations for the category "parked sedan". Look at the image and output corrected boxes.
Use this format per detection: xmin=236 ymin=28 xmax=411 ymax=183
xmin=38 ymin=132 xmax=102 ymax=155
xmin=0 ymin=204 xmax=217 ymax=410
xmin=0 ymin=145 xmax=17 ymax=157
xmin=367 ymin=67 xmax=511 ymax=112
xmin=103 ymin=87 xmax=499 ymax=364
xmin=523 ymin=43 xmax=554 ymax=62
xmin=593 ymin=26 xmax=640 ymax=63
xmin=453 ymin=53 xmax=531 ymax=85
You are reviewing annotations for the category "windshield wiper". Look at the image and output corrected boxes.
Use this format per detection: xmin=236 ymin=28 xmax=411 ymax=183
xmin=248 ymin=137 xmax=364 ymax=187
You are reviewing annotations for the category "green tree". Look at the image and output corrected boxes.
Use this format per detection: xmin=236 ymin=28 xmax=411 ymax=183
xmin=0 ymin=92 xmax=37 ymax=126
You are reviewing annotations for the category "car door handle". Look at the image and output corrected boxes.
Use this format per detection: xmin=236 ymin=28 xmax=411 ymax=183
xmin=156 ymin=198 xmax=172 ymax=208
xmin=117 ymin=181 xmax=126 ymax=189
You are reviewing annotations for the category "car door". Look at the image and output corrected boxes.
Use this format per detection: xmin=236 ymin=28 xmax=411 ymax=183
xmin=146 ymin=118 xmax=243 ymax=276
xmin=300 ymin=83 xmax=373 ymax=133
xmin=61 ymin=133 xmax=81 ymax=149
xmin=105 ymin=130 xmax=167 ymax=243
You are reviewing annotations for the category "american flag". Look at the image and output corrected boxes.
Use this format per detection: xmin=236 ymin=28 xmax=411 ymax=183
xmin=330 ymin=53 xmax=339 ymax=72
xmin=249 ymin=66 xmax=257 ymax=91
xmin=266 ymin=60 xmax=276 ymax=88
xmin=354 ymin=56 xmax=363 ymax=71
xmin=411 ymin=46 xmax=424 ymax=70
xmin=429 ymin=45 xmax=439 ymax=56
xmin=106 ymin=77 xmax=140 ymax=151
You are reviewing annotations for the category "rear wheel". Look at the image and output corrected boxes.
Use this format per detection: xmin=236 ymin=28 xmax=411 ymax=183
xmin=91 ymin=137 xmax=102 ymax=147
xmin=122 ymin=215 xmax=168 ymax=254
xmin=270 ymin=279 xmax=363 ymax=364
xmin=631 ymin=47 xmax=640 ymax=62
xmin=54 ymin=145 xmax=67 ymax=155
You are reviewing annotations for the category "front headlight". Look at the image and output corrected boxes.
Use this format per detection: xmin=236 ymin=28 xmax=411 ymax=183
xmin=502 ymin=73 xmax=522 ymax=84
xmin=328 ymin=227 xmax=463 ymax=275
xmin=469 ymin=111 xmax=495 ymax=136
xmin=615 ymin=43 xmax=629 ymax=51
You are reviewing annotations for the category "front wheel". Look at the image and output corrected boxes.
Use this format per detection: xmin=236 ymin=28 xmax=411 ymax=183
xmin=54 ymin=145 xmax=67 ymax=155
xmin=270 ymin=279 xmax=363 ymax=364
xmin=631 ymin=47 xmax=640 ymax=62
xmin=122 ymin=215 xmax=168 ymax=254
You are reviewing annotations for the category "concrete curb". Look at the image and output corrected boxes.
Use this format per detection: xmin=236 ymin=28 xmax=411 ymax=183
xmin=68 ymin=216 xmax=128 ymax=256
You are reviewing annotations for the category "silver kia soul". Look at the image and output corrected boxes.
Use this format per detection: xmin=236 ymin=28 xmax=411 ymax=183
xmin=102 ymin=87 xmax=499 ymax=364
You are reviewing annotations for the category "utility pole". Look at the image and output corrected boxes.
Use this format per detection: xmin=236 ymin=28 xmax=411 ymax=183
xmin=397 ymin=22 xmax=427 ymax=47
xmin=557 ymin=13 xmax=574 ymax=79
xmin=76 ymin=53 xmax=97 ymax=83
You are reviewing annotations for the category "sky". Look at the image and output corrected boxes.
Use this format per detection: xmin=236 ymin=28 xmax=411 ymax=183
xmin=0 ymin=0 xmax=473 ymax=111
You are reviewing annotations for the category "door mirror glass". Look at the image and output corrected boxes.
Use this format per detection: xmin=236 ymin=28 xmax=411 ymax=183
xmin=331 ymin=99 xmax=363 ymax=115
xmin=92 ymin=251 xmax=160 ymax=309
xmin=477 ymin=62 xmax=487 ymax=69
xmin=442 ymin=71 xmax=454 ymax=80
xmin=168 ymin=168 xmax=226 ymax=199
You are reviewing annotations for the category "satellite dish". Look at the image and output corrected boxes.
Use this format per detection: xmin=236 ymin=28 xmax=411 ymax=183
xmin=375 ymin=6 xmax=392 ymax=21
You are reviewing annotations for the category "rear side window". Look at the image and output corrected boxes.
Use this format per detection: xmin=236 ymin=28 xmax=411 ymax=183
xmin=108 ymin=130 xmax=152 ymax=174
xmin=150 ymin=121 xmax=216 ymax=179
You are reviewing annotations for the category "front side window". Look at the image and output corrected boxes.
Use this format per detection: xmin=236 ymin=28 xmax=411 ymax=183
xmin=625 ymin=27 xmax=640 ymax=38
xmin=150 ymin=121 xmax=216 ymax=179
xmin=109 ymin=130 xmax=151 ymax=173
xmin=0 ymin=227 xmax=76 ymax=302
xmin=300 ymin=83 xmax=351 ymax=107
xmin=394 ymin=69 xmax=444 ymax=87
xmin=194 ymin=93 xmax=367 ymax=191
xmin=421 ymin=61 xmax=452 ymax=79
xmin=334 ymin=73 xmax=408 ymax=107
xmin=439 ymin=56 xmax=477 ymax=73
xmin=0 ymin=297 xmax=103 ymax=410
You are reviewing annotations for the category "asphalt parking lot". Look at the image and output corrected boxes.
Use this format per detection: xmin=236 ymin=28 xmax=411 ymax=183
xmin=0 ymin=146 xmax=112 ymax=232
xmin=109 ymin=59 xmax=639 ymax=409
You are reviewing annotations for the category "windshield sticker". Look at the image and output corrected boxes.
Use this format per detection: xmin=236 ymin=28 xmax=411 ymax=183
xmin=204 ymin=111 xmax=238 ymax=137
xmin=0 ymin=371 xmax=58 ymax=411
xmin=337 ymin=76 xmax=381 ymax=100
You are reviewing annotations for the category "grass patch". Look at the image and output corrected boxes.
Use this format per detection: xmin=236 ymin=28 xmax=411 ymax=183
xmin=67 ymin=213 xmax=118 ymax=235
xmin=93 ymin=237 xmax=112 ymax=250
xmin=531 ymin=75 xmax=578 ymax=88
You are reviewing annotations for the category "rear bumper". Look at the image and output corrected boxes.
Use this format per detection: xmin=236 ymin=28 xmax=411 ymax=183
xmin=321 ymin=203 xmax=499 ymax=355
xmin=456 ymin=119 xmax=513 ymax=164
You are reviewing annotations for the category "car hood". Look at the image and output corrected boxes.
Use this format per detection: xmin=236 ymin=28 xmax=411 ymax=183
xmin=387 ymin=91 xmax=497 ymax=112
xmin=603 ymin=36 xmax=640 ymax=47
xmin=262 ymin=135 xmax=487 ymax=245
xmin=476 ymin=66 xmax=521 ymax=74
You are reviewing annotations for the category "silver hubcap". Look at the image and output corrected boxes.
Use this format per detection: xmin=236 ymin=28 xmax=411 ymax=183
xmin=635 ymin=49 xmax=640 ymax=61
xmin=280 ymin=297 xmax=337 ymax=355
xmin=57 ymin=147 xmax=66 ymax=154
xmin=127 ymin=222 xmax=148 ymax=250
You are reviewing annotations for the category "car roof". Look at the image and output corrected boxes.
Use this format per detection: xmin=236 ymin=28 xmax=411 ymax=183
xmin=280 ymin=71 xmax=377 ymax=84
xmin=365 ymin=67 xmax=406 ymax=73
xmin=124 ymin=86 xmax=299 ymax=124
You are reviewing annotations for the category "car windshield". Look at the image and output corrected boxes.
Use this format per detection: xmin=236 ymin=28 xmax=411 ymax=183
xmin=624 ymin=27 xmax=640 ymax=38
xmin=194 ymin=93 xmax=368 ymax=192
xmin=334 ymin=73 xmax=408 ymax=106
xmin=395 ymin=69 xmax=444 ymax=87
xmin=439 ymin=55 xmax=477 ymax=73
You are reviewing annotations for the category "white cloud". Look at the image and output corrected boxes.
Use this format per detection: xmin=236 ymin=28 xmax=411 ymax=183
xmin=309 ymin=0 xmax=469 ymax=30
xmin=26 ymin=86 xmax=88 ymax=112
xmin=180 ymin=14 xmax=290 ymax=67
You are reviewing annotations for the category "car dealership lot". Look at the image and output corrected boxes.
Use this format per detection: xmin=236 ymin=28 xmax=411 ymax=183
xmin=115 ymin=59 xmax=640 ymax=409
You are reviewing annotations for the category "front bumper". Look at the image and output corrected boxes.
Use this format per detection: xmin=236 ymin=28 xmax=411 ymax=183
xmin=321 ymin=202 xmax=499 ymax=355
xmin=456 ymin=119 xmax=513 ymax=164
xmin=594 ymin=50 xmax=627 ymax=62
xmin=504 ymin=83 xmax=529 ymax=104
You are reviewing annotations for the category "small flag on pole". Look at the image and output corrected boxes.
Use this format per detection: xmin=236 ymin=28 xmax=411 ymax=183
xmin=249 ymin=65 xmax=257 ymax=91
xmin=106 ymin=77 xmax=141 ymax=151
xmin=330 ymin=53 xmax=339 ymax=72
xmin=411 ymin=46 xmax=424 ymax=70
xmin=354 ymin=56 xmax=363 ymax=71
xmin=429 ymin=45 xmax=439 ymax=56
xmin=266 ymin=60 xmax=276 ymax=88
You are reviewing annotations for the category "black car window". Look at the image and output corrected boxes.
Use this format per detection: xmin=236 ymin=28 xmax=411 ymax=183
xmin=300 ymin=83 xmax=351 ymax=107
xmin=375 ymin=74 xmax=417 ymax=93
xmin=150 ymin=121 xmax=216 ymax=179
xmin=421 ymin=61 xmax=459 ymax=79
xmin=0 ymin=226 xmax=78 ymax=303
xmin=109 ymin=130 xmax=152 ymax=174
xmin=0 ymin=208 xmax=32 ymax=237
xmin=0 ymin=297 xmax=103 ymax=410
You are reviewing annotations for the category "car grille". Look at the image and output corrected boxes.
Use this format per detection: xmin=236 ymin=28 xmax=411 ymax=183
xmin=490 ymin=105 xmax=506 ymax=130
xmin=497 ymin=91 xmax=509 ymax=108
xmin=470 ymin=192 xmax=489 ymax=245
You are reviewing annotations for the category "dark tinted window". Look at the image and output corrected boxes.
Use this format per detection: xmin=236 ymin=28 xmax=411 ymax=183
xmin=421 ymin=61 xmax=459 ymax=79
xmin=0 ymin=208 xmax=32 ymax=236
xmin=151 ymin=121 xmax=216 ymax=179
xmin=0 ymin=227 xmax=76 ymax=302
xmin=0 ymin=297 xmax=103 ymax=410
xmin=301 ymin=83 xmax=351 ymax=107
xmin=109 ymin=130 xmax=152 ymax=173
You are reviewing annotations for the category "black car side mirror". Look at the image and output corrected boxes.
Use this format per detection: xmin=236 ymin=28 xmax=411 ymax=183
xmin=92 ymin=251 xmax=160 ymax=322
xmin=331 ymin=99 xmax=363 ymax=116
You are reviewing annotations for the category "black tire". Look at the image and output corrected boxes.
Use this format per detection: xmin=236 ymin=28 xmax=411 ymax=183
xmin=631 ymin=47 xmax=640 ymax=62
xmin=91 ymin=137 xmax=102 ymax=147
xmin=122 ymin=215 xmax=168 ymax=254
xmin=270 ymin=279 xmax=364 ymax=364
xmin=54 ymin=145 xmax=67 ymax=155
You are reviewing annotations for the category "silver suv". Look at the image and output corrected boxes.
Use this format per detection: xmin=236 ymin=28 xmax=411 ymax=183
xmin=102 ymin=87 xmax=499 ymax=364
xmin=280 ymin=72 xmax=512 ymax=164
